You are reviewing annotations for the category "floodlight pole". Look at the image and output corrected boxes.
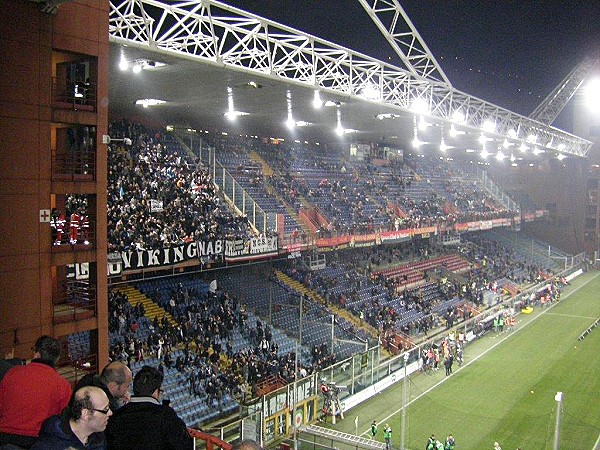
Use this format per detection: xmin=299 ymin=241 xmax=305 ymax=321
xmin=331 ymin=314 xmax=335 ymax=357
xmin=293 ymin=294 xmax=303 ymax=450
xmin=553 ymin=391 xmax=563 ymax=450
xmin=400 ymin=352 xmax=409 ymax=450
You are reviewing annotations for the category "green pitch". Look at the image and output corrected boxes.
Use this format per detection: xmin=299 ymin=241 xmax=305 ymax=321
xmin=330 ymin=271 xmax=600 ymax=450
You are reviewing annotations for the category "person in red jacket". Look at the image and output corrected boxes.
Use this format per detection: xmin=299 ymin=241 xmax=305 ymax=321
xmin=69 ymin=211 xmax=80 ymax=244
xmin=0 ymin=335 xmax=72 ymax=448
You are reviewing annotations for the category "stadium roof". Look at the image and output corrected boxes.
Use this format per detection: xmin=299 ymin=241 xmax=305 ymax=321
xmin=107 ymin=0 xmax=593 ymax=161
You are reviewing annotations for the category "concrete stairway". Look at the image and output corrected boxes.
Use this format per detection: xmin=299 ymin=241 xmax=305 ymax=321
xmin=274 ymin=270 xmax=382 ymax=341
xmin=113 ymin=285 xmax=177 ymax=327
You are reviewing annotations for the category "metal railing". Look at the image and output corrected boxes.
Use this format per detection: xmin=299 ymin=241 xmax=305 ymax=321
xmin=52 ymin=78 xmax=97 ymax=111
xmin=52 ymin=147 xmax=96 ymax=180
xmin=210 ymin=152 xmax=278 ymax=235
xmin=477 ymin=168 xmax=520 ymax=213
xmin=53 ymin=281 xmax=97 ymax=324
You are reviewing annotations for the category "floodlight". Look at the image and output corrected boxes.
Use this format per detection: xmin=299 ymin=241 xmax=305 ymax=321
xmin=585 ymin=78 xmax=600 ymax=112
xmin=481 ymin=120 xmax=495 ymax=133
xmin=410 ymin=98 xmax=428 ymax=114
xmin=286 ymin=116 xmax=296 ymax=130
xmin=557 ymin=154 xmax=566 ymax=161
xmin=361 ymin=84 xmax=380 ymax=101
xmin=119 ymin=57 xmax=129 ymax=71
xmin=478 ymin=133 xmax=492 ymax=144
xmin=451 ymin=110 xmax=465 ymax=123
xmin=313 ymin=91 xmax=323 ymax=109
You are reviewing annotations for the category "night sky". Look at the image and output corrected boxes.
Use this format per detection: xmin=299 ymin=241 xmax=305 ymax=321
xmin=222 ymin=1 xmax=600 ymax=118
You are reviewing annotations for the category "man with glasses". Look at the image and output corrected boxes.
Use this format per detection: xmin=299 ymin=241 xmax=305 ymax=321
xmin=31 ymin=385 xmax=111 ymax=450
xmin=106 ymin=365 xmax=193 ymax=450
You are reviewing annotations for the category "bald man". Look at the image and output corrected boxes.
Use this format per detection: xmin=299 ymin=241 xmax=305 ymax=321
xmin=31 ymin=385 xmax=112 ymax=450
xmin=75 ymin=361 xmax=133 ymax=411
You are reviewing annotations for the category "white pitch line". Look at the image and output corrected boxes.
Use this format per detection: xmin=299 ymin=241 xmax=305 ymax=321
xmin=363 ymin=271 xmax=600 ymax=436
xmin=593 ymin=430 xmax=600 ymax=450
xmin=545 ymin=312 xmax=599 ymax=320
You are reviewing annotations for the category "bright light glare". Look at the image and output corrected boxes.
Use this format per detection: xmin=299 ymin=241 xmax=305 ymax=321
xmin=135 ymin=99 xmax=166 ymax=107
xmin=496 ymin=151 xmax=506 ymax=161
xmin=286 ymin=116 xmax=296 ymax=129
xmin=481 ymin=120 xmax=495 ymax=133
xmin=335 ymin=125 xmax=345 ymax=136
xmin=478 ymin=133 xmax=492 ymax=144
xmin=449 ymin=124 xmax=464 ymax=137
xmin=361 ymin=84 xmax=380 ymax=101
xmin=313 ymin=91 xmax=323 ymax=109
xmin=451 ymin=110 xmax=465 ymax=123
xmin=507 ymin=129 xmax=517 ymax=139
xmin=480 ymin=149 xmax=489 ymax=159
xmin=132 ymin=64 xmax=142 ymax=74
xmin=119 ymin=57 xmax=129 ymax=71
xmin=410 ymin=98 xmax=428 ymax=114
xmin=519 ymin=143 xmax=528 ymax=153
xmin=418 ymin=116 xmax=428 ymax=131
xmin=440 ymin=140 xmax=451 ymax=152
xmin=412 ymin=137 xmax=422 ymax=148
xmin=586 ymin=78 xmax=600 ymax=113
xmin=557 ymin=154 xmax=566 ymax=161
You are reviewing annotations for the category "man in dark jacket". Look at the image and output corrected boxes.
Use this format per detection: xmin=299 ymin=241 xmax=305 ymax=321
xmin=75 ymin=361 xmax=133 ymax=412
xmin=105 ymin=365 xmax=193 ymax=450
xmin=31 ymin=385 xmax=111 ymax=450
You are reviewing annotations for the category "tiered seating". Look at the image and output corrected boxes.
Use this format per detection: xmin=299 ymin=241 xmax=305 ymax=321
xmin=217 ymin=266 xmax=365 ymax=361
xmin=483 ymin=228 xmax=565 ymax=271
xmin=67 ymin=330 xmax=91 ymax=361
xmin=374 ymin=254 xmax=471 ymax=289
xmin=216 ymin=146 xmax=302 ymax=234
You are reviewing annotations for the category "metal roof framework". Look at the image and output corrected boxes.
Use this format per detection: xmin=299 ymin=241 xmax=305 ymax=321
xmin=109 ymin=0 xmax=592 ymax=158
xmin=356 ymin=0 xmax=451 ymax=86
xmin=529 ymin=57 xmax=599 ymax=126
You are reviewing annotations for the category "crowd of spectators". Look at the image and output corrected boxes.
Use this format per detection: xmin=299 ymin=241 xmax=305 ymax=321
xmin=107 ymin=279 xmax=320 ymax=410
xmin=107 ymin=119 xmax=251 ymax=252
xmin=103 ymin=119 xmax=527 ymax=253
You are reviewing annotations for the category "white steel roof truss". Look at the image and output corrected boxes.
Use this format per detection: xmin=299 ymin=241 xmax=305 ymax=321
xmin=109 ymin=0 xmax=592 ymax=157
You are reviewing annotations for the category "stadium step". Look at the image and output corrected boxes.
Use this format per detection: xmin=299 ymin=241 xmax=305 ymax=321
xmin=249 ymin=150 xmax=274 ymax=176
xmin=113 ymin=285 xmax=178 ymax=327
xmin=274 ymin=270 xmax=388 ymax=348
